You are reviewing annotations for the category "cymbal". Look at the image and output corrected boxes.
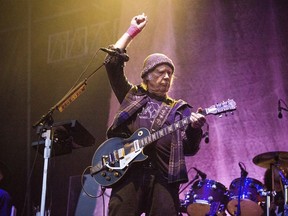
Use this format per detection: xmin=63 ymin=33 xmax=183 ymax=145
xmin=253 ymin=151 xmax=288 ymax=168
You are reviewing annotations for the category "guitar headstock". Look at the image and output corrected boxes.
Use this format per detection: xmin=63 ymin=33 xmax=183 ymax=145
xmin=203 ymin=99 xmax=237 ymax=116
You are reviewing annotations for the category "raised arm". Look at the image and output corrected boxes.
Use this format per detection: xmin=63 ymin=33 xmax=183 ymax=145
xmin=114 ymin=13 xmax=148 ymax=50
xmin=105 ymin=14 xmax=148 ymax=103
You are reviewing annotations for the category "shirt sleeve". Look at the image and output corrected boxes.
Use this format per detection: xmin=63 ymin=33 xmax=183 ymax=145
xmin=104 ymin=47 xmax=133 ymax=103
xmin=182 ymin=124 xmax=203 ymax=156
xmin=178 ymin=106 xmax=203 ymax=156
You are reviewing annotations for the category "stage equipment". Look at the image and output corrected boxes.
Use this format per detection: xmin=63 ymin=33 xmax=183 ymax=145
xmin=253 ymin=151 xmax=288 ymax=216
xmin=227 ymin=177 xmax=264 ymax=216
xmin=278 ymin=99 xmax=288 ymax=119
xmin=184 ymin=178 xmax=228 ymax=216
xmin=32 ymin=47 xmax=111 ymax=216
xmin=253 ymin=151 xmax=288 ymax=169
xmin=32 ymin=120 xmax=95 ymax=156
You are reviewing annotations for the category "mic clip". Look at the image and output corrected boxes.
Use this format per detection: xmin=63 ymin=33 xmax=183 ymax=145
xmin=278 ymin=99 xmax=288 ymax=119
xmin=100 ymin=47 xmax=129 ymax=62
xmin=238 ymin=162 xmax=248 ymax=178
xmin=193 ymin=167 xmax=207 ymax=180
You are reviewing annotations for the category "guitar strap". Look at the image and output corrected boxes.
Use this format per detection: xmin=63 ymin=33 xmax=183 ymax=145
xmin=150 ymin=102 xmax=173 ymax=132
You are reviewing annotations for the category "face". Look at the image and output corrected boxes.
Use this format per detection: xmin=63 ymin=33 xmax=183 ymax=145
xmin=145 ymin=64 xmax=173 ymax=97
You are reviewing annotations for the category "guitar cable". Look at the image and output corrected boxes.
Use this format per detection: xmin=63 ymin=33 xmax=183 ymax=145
xmin=81 ymin=165 xmax=106 ymax=199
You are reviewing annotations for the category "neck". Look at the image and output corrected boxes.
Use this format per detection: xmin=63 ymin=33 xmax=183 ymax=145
xmin=147 ymin=90 xmax=167 ymax=99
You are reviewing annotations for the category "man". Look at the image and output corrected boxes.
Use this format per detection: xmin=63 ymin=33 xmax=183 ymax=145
xmin=0 ymin=162 xmax=12 ymax=216
xmin=104 ymin=14 xmax=206 ymax=216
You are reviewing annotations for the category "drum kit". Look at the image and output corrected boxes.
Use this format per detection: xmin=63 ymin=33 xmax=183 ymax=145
xmin=181 ymin=151 xmax=288 ymax=216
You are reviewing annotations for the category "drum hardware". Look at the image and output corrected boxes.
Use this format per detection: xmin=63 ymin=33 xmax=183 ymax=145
xmin=284 ymin=185 xmax=288 ymax=215
xmin=193 ymin=167 xmax=207 ymax=180
xmin=234 ymin=162 xmax=249 ymax=216
xmin=253 ymin=151 xmax=288 ymax=216
xmin=252 ymin=151 xmax=288 ymax=169
xmin=259 ymin=190 xmax=276 ymax=216
xmin=275 ymin=166 xmax=288 ymax=216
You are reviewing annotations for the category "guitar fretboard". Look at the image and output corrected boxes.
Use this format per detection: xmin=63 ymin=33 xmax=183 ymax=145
xmin=138 ymin=116 xmax=191 ymax=147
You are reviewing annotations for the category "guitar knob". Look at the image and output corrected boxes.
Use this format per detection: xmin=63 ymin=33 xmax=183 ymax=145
xmin=101 ymin=172 xmax=106 ymax=177
xmin=105 ymin=176 xmax=111 ymax=181
xmin=114 ymin=172 xmax=120 ymax=177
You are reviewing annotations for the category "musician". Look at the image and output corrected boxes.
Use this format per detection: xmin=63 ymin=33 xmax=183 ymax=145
xmin=263 ymin=166 xmax=288 ymax=216
xmin=104 ymin=13 xmax=206 ymax=216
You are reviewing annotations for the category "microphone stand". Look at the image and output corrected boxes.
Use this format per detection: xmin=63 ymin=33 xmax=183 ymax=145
xmin=32 ymin=54 xmax=113 ymax=216
xmin=275 ymin=165 xmax=288 ymax=216
xmin=284 ymin=185 xmax=288 ymax=215
xmin=235 ymin=168 xmax=248 ymax=216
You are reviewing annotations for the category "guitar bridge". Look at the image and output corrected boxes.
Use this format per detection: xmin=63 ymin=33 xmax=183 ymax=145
xmin=102 ymin=155 xmax=109 ymax=165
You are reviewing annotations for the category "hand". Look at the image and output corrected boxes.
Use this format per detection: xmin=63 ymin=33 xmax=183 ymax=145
xmin=190 ymin=109 xmax=206 ymax=129
xmin=130 ymin=13 xmax=148 ymax=30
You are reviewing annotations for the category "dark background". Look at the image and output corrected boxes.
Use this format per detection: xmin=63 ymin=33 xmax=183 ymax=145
xmin=0 ymin=1 xmax=120 ymax=215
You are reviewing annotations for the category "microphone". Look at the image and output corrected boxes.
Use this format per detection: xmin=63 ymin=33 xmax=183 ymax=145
xmin=203 ymin=132 xmax=209 ymax=143
xmin=203 ymin=123 xmax=209 ymax=143
xmin=193 ymin=167 xmax=207 ymax=179
xmin=278 ymin=99 xmax=283 ymax=119
xmin=100 ymin=47 xmax=129 ymax=62
xmin=238 ymin=162 xmax=248 ymax=177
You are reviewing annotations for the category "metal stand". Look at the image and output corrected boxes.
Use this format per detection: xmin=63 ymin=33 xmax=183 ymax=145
xmin=32 ymin=48 xmax=119 ymax=215
xmin=235 ymin=177 xmax=244 ymax=216
xmin=284 ymin=185 xmax=288 ymax=216
xmin=235 ymin=166 xmax=248 ymax=216
xmin=33 ymin=120 xmax=95 ymax=216
xmin=266 ymin=193 xmax=271 ymax=216
xmin=274 ymin=165 xmax=288 ymax=216
xmin=259 ymin=190 xmax=277 ymax=216
xmin=40 ymin=128 xmax=52 ymax=216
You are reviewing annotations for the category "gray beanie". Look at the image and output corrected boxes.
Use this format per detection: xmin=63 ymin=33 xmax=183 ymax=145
xmin=141 ymin=53 xmax=175 ymax=78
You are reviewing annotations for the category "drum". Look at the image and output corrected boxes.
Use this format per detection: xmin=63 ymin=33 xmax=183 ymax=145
xmin=184 ymin=179 xmax=228 ymax=216
xmin=227 ymin=177 xmax=265 ymax=216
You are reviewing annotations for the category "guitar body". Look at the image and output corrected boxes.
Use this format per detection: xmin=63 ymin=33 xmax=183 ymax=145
xmin=91 ymin=128 xmax=150 ymax=187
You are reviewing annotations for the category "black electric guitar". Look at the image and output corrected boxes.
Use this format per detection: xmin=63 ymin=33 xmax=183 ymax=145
xmin=91 ymin=99 xmax=236 ymax=187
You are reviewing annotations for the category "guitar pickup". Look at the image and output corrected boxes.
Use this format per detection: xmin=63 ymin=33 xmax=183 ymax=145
xmin=133 ymin=140 xmax=140 ymax=152
xmin=109 ymin=152 xmax=115 ymax=164
xmin=117 ymin=148 xmax=125 ymax=159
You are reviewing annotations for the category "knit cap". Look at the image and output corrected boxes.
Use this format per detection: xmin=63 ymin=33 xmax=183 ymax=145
xmin=141 ymin=53 xmax=175 ymax=78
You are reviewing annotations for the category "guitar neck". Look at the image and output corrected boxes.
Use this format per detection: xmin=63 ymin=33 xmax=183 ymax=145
xmin=138 ymin=114 xmax=201 ymax=148
xmin=135 ymin=99 xmax=236 ymax=149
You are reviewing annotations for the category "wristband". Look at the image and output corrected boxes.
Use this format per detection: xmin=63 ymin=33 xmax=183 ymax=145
xmin=126 ymin=25 xmax=141 ymax=38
